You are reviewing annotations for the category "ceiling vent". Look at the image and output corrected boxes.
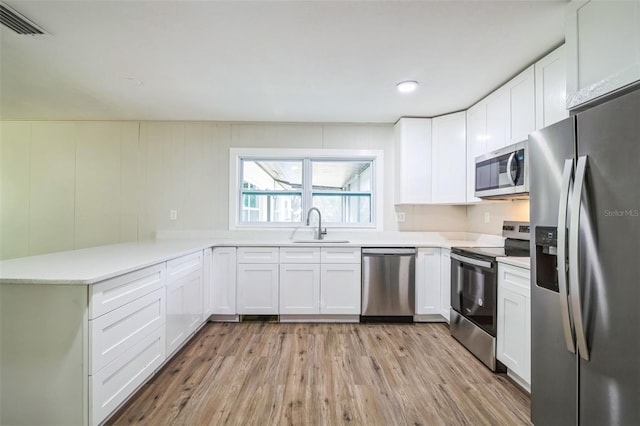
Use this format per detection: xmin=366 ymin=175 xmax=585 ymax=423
xmin=0 ymin=3 xmax=45 ymax=35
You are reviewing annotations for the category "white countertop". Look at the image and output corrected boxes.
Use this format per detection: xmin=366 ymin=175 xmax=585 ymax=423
xmin=497 ymin=256 xmax=531 ymax=270
xmin=0 ymin=233 xmax=505 ymax=285
xmin=0 ymin=239 xmax=217 ymax=285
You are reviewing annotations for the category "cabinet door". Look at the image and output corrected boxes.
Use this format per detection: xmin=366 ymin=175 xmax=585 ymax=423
xmin=535 ymin=44 xmax=569 ymax=129
xmin=439 ymin=250 xmax=451 ymax=321
xmin=203 ymin=248 xmax=213 ymax=317
xmin=166 ymin=274 xmax=187 ymax=355
xmin=506 ymin=65 xmax=535 ymax=143
xmin=237 ymin=264 xmax=279 ymax=314
xmin=212 ymin=247 xmax=237 ymax=315
xmin=415 ymin=248 xmax=441 ymax=315
xmin=497 ymin=264 xmax=531 ymax=384
xmin=566 ymin=0 xmax=640 ymax=109
xmin=320 ymin=264 xmax=361 ymax=315
xmin=485 ymin=88 xmax=510 ymax=152
xmin=394 ymin=118 xmax=433 ymax=204
xmin=466 ymin=101 xmax=487 ymax=203
xmin=279 ymin=263 xmax=320 ymax=315
xmin=183 ymin=270 xmax=204 ymax=335
xmin=431 ymin=112 xmax=467 ymax=203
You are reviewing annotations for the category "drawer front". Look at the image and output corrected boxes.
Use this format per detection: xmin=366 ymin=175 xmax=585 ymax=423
xmin=320 ymin=247 xmax=361 ymax=264
xmin=499 ymin=264 xmax=531 ymax=294
xmin=90 ymin=325 xmax=165 ymax=426
xmin=90 ymin=288 xmax=165 ymax=374
xmin=167 ymin=251 xmax=203 ymax=281
xmin=237 ymin=247 xmax=279 ymax=263
xmin=279 ymin=247 xmax=320 ymax=263
xmin=90 ymin=263 xmax=165 ymax=319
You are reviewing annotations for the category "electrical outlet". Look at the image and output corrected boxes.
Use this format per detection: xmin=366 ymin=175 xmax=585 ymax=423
xmin=170 ymin=210 xmax=178 ymax=221
xmin=484 ymin=211 xmax=490 ymax=223
xmin=396 ymin=212 xmax=406 ymax=223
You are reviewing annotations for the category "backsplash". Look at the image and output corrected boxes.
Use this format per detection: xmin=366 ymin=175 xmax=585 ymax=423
xmin=396 ymin=200 xmax=530 ymax=236
xmin=466 ymin=200 xmax=530 ymax=235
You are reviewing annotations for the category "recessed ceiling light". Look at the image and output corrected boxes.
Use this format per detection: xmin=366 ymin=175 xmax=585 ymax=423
xmin=396 ymin=80 xmax=419 ymax=93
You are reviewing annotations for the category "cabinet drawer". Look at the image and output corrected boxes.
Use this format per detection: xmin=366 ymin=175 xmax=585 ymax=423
xmin=237 ymin=247 xmax=279 ymax=263
xmin=90 ymin=325 xmax=165 ymax=426
xmin=167 ymin=251 xmax=203 ymax=280
xmin=90 ymin=263 xmax=165 ymax=319
xmin=320 ymin=247 xmax=361 ymax=264
xmin=280 ymin=247 xmax=320 ymax=263
xmin=90 ymin=288 xmax=165 ymax=374
xmin=499 ymin=264 xmax=530 ymax=293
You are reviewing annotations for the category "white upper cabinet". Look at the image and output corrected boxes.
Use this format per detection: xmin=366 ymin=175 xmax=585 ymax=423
xmin=505 ymin=65 xmax=536 ymax=143
xmin=484 ymin=87 xmax=510 ymax=152
xmin=465 ymin=101 xmax=487 ymax=203
xmin=431 ymin=112 xmax=467 ymax=204
xmin=566 ymin=0 xmax=640 ymax=109
xmin=535 ymin=44 xmax=569 ymax=129
xmin=394 ymin=118 xmax=433 ymax=204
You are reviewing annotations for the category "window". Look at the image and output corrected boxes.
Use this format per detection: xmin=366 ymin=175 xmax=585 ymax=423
xmin=234 ymin=150 xmax=380 ymax=228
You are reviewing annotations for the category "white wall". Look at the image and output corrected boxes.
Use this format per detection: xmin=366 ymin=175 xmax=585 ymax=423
xmin=2 ymin=120 xmax=521 ymax=260
xmin=466 ymin=200 xmax=530 ymax=235
xmin=1 ymin=121 xmax=140 ymax=259
xmin=1 ymin=121 xmax=417 ymax=259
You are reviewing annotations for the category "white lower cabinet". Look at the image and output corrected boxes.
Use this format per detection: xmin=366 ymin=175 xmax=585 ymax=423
xmin=320 ymin=263 xmax=361 ymax=315
xmin=166 ymin=270 xmax=203 ymax=355
xmin=497 ymin=263 xmax=531 ymax=390
xmin=415 ymin=248 xmax=442 ymax=316
xmin=279 ymin=263 xmax=321 ymax=314
xmin=0 ymin=248 xmax=217 ymax=426
xmin=237 ymin=263 xmax=279 ymax=314
xmin=203 ymin=248 xmax=213 ymax=317
xmin=90 ymin=326 xmax=166 ymax=425
xmin=166 ymin=252 xmax=204 ymax=356
xmin=278 ymin=247 xmax=361 ymax=317
xmin=440 ymin=249 xmax=452 ymax=321
xmin=211 ymin=247 xmax=237 ymax=315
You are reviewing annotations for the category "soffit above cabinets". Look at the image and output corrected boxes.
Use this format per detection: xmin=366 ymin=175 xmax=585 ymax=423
xmin=0 ymin=1 xmax=566 ymax=122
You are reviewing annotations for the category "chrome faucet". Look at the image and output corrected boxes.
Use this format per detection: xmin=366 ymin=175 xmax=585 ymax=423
xmin=305 ymin=207 xmax=327 ymax=240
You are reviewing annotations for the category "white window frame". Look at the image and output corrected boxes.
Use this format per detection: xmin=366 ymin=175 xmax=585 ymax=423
xmin=229 ymin=148 xmax=383 ymax=231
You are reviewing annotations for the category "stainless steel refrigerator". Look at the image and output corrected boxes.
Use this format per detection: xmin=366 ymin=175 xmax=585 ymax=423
xmin=529 ymin=87 xmax=640 ymax=426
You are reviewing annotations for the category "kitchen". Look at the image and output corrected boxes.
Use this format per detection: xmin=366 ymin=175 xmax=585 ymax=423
xmin=1 ymin=1 xmax=638 ymax=425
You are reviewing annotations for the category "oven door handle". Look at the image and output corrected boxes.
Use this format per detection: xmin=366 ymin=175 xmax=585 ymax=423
xmin=450 ymin=253 xmax=493 ymax=269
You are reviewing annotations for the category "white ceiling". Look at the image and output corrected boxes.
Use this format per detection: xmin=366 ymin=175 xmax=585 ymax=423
xmin=0 ymin=0 xmax=567 ymax=123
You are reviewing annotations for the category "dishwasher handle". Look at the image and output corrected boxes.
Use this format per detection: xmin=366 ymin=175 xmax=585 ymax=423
xmin=362 ymin=248 xmax=416 ymax=255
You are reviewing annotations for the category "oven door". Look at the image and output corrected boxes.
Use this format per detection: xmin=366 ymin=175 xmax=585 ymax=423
xmin=450 ymin=251 xmax=498 ymax=336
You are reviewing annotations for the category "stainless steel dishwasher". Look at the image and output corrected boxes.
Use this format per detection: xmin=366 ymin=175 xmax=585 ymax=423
xmin=361 ymin=248 xmax=416 ymax=317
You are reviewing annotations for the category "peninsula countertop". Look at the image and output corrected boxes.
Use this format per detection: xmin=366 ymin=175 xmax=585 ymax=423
xmin=0 ymin=233 xmax=504 ymax=285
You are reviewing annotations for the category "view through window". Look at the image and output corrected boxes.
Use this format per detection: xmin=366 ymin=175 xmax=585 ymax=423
xmin=239 ymin=157 xmax=374 ymax=226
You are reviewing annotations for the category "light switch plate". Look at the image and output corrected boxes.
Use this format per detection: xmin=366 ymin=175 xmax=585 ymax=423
xmin=396 ymin=212 xmax=406 ymax=223
xmin=484 ymin=211 xmax=490 ymax=223
xmin=170 ymin=210 xmax=178 ymax=221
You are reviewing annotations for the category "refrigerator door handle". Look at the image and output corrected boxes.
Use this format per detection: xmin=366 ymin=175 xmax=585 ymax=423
xmin=558 ymin=159 xmax=576 ymax=354
xmin=569 ymin=155 xmax=590 ymax=361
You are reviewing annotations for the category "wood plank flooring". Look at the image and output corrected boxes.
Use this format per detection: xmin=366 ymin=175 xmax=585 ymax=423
xmin=108 ymin=322 xmax=530 ymax=426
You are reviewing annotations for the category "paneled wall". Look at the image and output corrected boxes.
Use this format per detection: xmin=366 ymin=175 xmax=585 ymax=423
xmin=1 ymin=121 xmax=411 ymax=259
xmin=1 ymin=122 xmax=139 ymax=259
xmin=3 ymin=120 xmax=525 ymax=260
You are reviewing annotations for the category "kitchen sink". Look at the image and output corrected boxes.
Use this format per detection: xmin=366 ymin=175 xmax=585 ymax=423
xmin=292 ymin=240 xmax=350 ymax=244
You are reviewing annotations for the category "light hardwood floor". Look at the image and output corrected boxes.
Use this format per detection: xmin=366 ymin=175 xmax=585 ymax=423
xmin=108 ymin=322 xmax=530 ymax=425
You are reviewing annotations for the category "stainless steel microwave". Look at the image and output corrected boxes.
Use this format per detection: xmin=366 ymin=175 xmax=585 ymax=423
xmin=474 ymin=141 xmax=528 ymax=199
